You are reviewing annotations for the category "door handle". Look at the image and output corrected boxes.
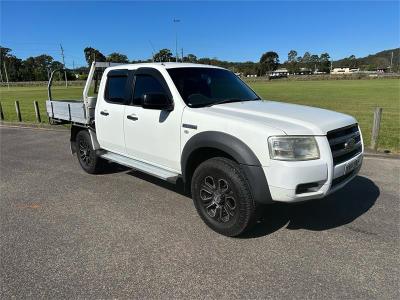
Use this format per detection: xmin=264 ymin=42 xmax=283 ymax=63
xmin=127 ymin=114 xmax=138 ymax=121
xmin=100 ymin=110 xmax=109 ymax=116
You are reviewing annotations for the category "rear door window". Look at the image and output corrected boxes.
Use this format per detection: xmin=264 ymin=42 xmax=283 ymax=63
xmin=105 ymin=70 xmax=129 ymax=104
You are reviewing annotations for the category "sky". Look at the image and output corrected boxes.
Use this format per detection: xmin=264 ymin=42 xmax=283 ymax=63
xmin=1 ymin=0 xmax=399 ymax=67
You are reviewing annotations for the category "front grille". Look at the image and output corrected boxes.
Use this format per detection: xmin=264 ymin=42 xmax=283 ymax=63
xmin=327 ymin=124 xmax=362 ymax=165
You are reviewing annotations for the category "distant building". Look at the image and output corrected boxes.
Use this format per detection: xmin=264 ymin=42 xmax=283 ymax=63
xmin=269 ymin=68 xmax=288 ymax=78
xmin=376 ymin=67 xmax=389 ymax=73
xmin=299 ymin=68 xmax=312 ymax=75
xmin=331 ymin=67 xmax=360 ymax=74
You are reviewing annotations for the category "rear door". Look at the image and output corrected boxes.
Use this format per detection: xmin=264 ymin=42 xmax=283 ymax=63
xmin=95 ymin=69 xmax=131 ymax=155
xmin=124 ymin=68 xmax=182 ymax=172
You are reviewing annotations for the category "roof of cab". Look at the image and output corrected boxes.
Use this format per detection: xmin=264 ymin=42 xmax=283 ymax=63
xmin=106 ymin=62 xmax=225 ymax=71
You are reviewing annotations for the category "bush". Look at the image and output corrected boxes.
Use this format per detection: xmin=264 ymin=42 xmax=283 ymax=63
xmin=78 ymin=74 xmax=88 ymax=80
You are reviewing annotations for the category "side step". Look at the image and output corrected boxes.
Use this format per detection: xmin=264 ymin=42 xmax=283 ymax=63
xmin=100 ymin=152 xmax=180 ymax=182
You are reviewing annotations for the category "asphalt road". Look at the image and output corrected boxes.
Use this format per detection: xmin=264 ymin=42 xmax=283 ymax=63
xmin=1 ymin=126 xmax=399 ymax=299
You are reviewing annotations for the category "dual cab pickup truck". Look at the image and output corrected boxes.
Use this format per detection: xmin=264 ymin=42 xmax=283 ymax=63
xmin=47 ymin=62 xmax=363 ymax=236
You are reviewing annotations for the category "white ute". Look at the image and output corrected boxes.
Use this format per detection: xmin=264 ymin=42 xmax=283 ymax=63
xmin=47 ymin=62 xmax=363 ymax=236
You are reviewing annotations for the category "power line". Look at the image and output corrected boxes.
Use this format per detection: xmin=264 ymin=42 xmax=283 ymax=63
xmin=148 ymin=40 xmax=156 ymax=62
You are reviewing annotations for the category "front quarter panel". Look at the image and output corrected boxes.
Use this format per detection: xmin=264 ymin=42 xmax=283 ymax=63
xmin=181 ymin=106 xmax=285 ymax=167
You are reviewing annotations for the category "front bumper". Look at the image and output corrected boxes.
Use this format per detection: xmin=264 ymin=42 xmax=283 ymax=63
xmin=263 ymin=136 xmax=363 ymax=203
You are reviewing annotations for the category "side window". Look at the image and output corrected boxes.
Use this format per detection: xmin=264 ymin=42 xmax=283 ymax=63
xmin=105 ymin=71 xmax=129 ymax=104
xmin=133 ymin=75 xmax=166 ymax=105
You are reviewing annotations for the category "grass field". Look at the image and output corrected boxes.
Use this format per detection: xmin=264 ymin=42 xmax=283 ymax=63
xmin=0 ymin=79 xmax=399 ymax=152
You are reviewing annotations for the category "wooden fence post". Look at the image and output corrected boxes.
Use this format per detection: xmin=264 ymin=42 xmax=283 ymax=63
xmin=15 ymin=101 xmax=22 ymax=122
xmin=0 ymin=101 xmax=4 ymax=121
xmin=371 ymin=107 xmax=382 ymax=151
xmin=34 ymin=101 xmax=41 ymax=123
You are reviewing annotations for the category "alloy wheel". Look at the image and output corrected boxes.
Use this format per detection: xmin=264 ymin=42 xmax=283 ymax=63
xmin=199 ymin=175 xmax=237 ymax=223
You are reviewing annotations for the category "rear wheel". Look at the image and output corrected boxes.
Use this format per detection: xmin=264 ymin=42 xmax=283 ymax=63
xmin=191 ymin=157 xmax=256 ymax=237
xmin=76 ymin=130 xmax=103 ymax=174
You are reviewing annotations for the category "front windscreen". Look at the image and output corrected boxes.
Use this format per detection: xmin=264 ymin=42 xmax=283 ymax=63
xmin=167 ymin=67 xmax=260 ymax=108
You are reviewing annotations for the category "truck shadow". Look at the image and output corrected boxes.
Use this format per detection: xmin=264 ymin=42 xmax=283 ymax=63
xmin=98 ymin=162 xmax=131 ymax=175
xmin=123 ymin=169 xmax=379 ymax=239
xmin=126 ymin=170 xmax=188 ymax=196
xmin=241 ymin=176 xmax=380 ymax=239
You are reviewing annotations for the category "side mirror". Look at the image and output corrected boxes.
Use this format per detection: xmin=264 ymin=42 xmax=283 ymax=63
xmin=142 ymin=93 xmax=173 ymax=111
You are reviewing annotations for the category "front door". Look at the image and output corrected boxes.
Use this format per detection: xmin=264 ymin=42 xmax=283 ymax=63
xmin=124 ymin=68 xmax=182 ymax=172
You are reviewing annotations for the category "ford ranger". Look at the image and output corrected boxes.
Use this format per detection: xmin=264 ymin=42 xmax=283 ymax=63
xmin=46 ymin=62 xmax=363 ymax=236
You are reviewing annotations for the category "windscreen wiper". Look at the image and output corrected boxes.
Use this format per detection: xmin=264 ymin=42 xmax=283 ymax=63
xmin=207 ymin=98 xmax=259 ymax=107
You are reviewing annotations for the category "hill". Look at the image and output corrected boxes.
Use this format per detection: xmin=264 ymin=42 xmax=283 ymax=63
xmin=334 ymin=48 xmax=399 ymax=71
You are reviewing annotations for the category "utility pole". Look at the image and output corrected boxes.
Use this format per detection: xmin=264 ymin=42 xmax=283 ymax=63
xmin=390 ymin=51 xmax=394 ymax=73
xmin=0 ymin=63 xmax=3 ymax=83
xmin=181 ymin=48 xmax=184 ymax=62
xmin=60 ymin=44 xmax=68 ymax=87
xmin=173 ymin=18 xmax=180 ymax=62
xmin=3 ymin=62 xmax=9 ymax=90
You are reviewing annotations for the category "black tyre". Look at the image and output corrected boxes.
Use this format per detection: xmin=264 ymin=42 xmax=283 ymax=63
xmin=76 ymin=130 xmax=103 ymax=174
xmin=191 ymin=157 xmax=256 ymax=237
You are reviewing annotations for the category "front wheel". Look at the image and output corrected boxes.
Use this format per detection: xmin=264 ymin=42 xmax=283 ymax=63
xmin=76 ymin=130 xmax=103 ymax=174
xmin=191 ymin=157 xmax=256 ymax=237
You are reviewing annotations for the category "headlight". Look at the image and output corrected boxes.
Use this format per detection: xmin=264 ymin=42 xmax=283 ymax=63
xmin=268 ymin=136 xmax=320 ymax=161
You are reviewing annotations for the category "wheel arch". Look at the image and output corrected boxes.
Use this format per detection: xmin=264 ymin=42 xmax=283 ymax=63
xmin=70 ymin=125 xmax=100 ymax=154
xmin=181 ymin=131 xmax=273 ymax=204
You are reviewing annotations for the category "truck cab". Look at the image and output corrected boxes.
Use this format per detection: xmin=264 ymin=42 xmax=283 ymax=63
xmin=47 ymin=62 xmax=363 ymax=236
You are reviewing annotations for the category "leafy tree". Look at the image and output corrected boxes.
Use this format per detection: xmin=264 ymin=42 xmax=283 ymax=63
xmin=107 ymin=52 xmax=129 ymax=63
xmin=0 ymin=46 xmax=11 ymax=65
xmin=319 ymin=52 xmax=331 ymax=73
xmin=301 ymin=52 xmax=312 ymax=69
xmin=84 ymin=47 xmax=106 ymax=66
xmin=20 ymin=57 xmax=36 ymax=81
xmin=3 ymin=55 xmax=22 ymax=81
xmin=310 ymin=54 xmax=320 ymax=71
xmin=237 ymin=61 xmax=259 ymax=76
xmin=34 ymin=54 xmax=54 ymax=80
xmin=154 ymin=49 xmax=173 ymax=62
xmin=348 ymin=55 xmax=359 ymax=68
xmin=184 ymin=54 xmax=197 ymax=63
xmin=1 ymin=47 xmax=24 ymax=81
xmin=259 ymin=51 xmax=279 ymax=74
xmin=287 ymin=50 xmax=299 ymax=74
xmin=288 ymin=50 xmax=297 ymax=62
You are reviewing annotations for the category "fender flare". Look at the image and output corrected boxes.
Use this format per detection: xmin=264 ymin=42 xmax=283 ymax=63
xmin=181 ymin=131 xmax=273 ymax=204
xmin=70 ymin=125 xmax=100 ymax=154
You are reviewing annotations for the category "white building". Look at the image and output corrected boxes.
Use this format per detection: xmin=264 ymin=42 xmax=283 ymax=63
xmin=331 ymin=67 xmax=360 ymax=75
xmin=269 ymin=68 xmax=288 ymax=78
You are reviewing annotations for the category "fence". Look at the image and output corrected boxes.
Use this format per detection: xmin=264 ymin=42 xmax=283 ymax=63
xmin=1 ymin=100 xmax=44 ymax=125
xmin=0 ymin=80 xmax=86 ymax=88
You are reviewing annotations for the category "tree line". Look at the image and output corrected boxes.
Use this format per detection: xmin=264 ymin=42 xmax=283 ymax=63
xmin=1 ymin=45 xmax=397 ymax=82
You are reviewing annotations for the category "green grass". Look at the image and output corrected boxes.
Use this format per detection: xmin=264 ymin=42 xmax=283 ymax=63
xmin=248 ymin=79 xmax=400 ymax=152
xmin=1 ymin=79 xmax=399 ymax=152
xmin=0 ymin=85 xmax=84 ymax=123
